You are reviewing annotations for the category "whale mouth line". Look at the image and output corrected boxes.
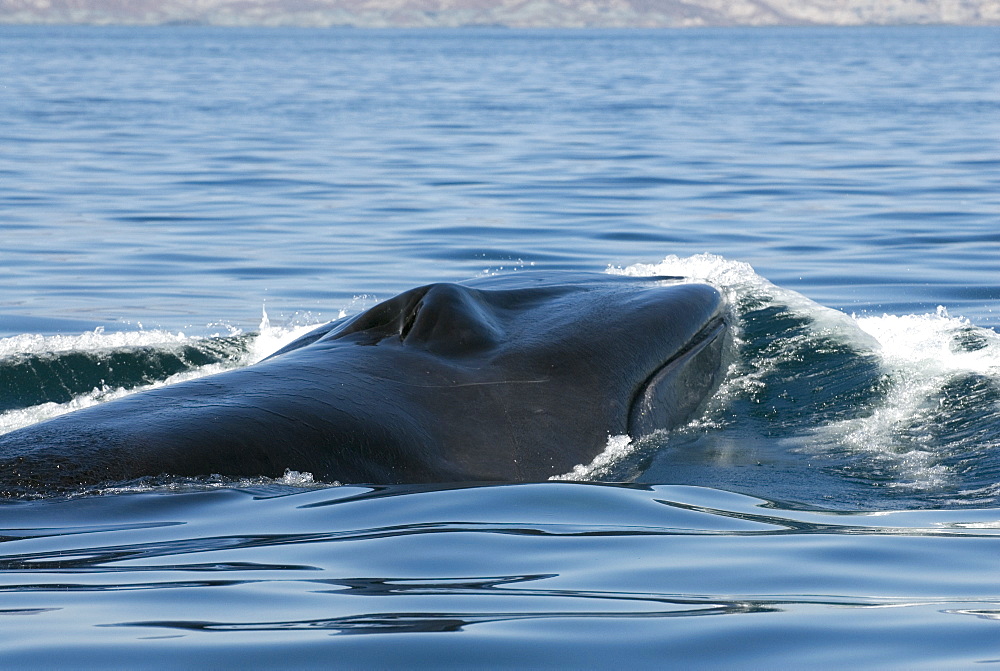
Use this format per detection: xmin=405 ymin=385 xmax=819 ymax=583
xmin=652 ymin=315 xmax=727 ymax=383
xmin=628 ymin=315 xmax=728 ymax=436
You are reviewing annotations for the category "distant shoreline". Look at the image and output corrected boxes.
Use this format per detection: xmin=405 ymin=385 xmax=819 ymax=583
xmin=3 ymin=20 xmax=999 ymax=28
xmin=2 ymin=0 xmax=998 ymax=29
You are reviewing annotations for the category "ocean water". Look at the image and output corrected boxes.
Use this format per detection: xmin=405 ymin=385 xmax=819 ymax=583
xmin=2 ymin=25 xmax=1000 ymax=667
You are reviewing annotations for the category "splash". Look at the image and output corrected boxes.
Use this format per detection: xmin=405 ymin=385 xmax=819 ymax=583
xmin=550 ymin=435 xmax=635 ymax=481
xmin=279 ymin=469 xmax=320 ymax=486
xmin=247 ymin=306 xmax=320 ymax=363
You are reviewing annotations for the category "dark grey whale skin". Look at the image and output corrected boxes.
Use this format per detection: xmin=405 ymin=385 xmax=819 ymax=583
xmin=0 ymin=272 xmax=728 ymax=494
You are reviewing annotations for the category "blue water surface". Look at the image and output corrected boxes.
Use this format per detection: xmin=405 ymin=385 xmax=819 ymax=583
xmin=3 ymin=26 xmax=999 ymax=331
xmin=2 ymin=25 xmax=1000 ymax=667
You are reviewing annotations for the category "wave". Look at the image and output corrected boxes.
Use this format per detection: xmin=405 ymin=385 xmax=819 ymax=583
xmin=585 ymin=254 xmax=1000 ymax=507
xmin=0 ymin=312 xmax=321 ymax=435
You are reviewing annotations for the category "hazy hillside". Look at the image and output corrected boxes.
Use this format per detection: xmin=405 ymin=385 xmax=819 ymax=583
xmin=1 ymin=0 xmax=998 ymax=27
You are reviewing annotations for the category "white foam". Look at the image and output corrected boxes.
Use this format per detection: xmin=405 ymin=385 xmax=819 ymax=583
xmin=550 ymin=434 xmax=635 ymax=481
xmin=857 ymin=308 xmax=1000 ymax=377
xmin=0 ymin=327 xmax=197 ymax=358
xmin=612 ymin=252 xmax=762 ymax=293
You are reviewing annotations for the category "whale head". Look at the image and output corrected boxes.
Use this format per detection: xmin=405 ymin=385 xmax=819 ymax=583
xmin=265 ymin=271 xmax=729 ymax=479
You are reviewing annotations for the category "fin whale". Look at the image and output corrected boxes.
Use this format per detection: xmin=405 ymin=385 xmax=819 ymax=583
xmin=0 ymin=272 xmax=728 ymax=495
